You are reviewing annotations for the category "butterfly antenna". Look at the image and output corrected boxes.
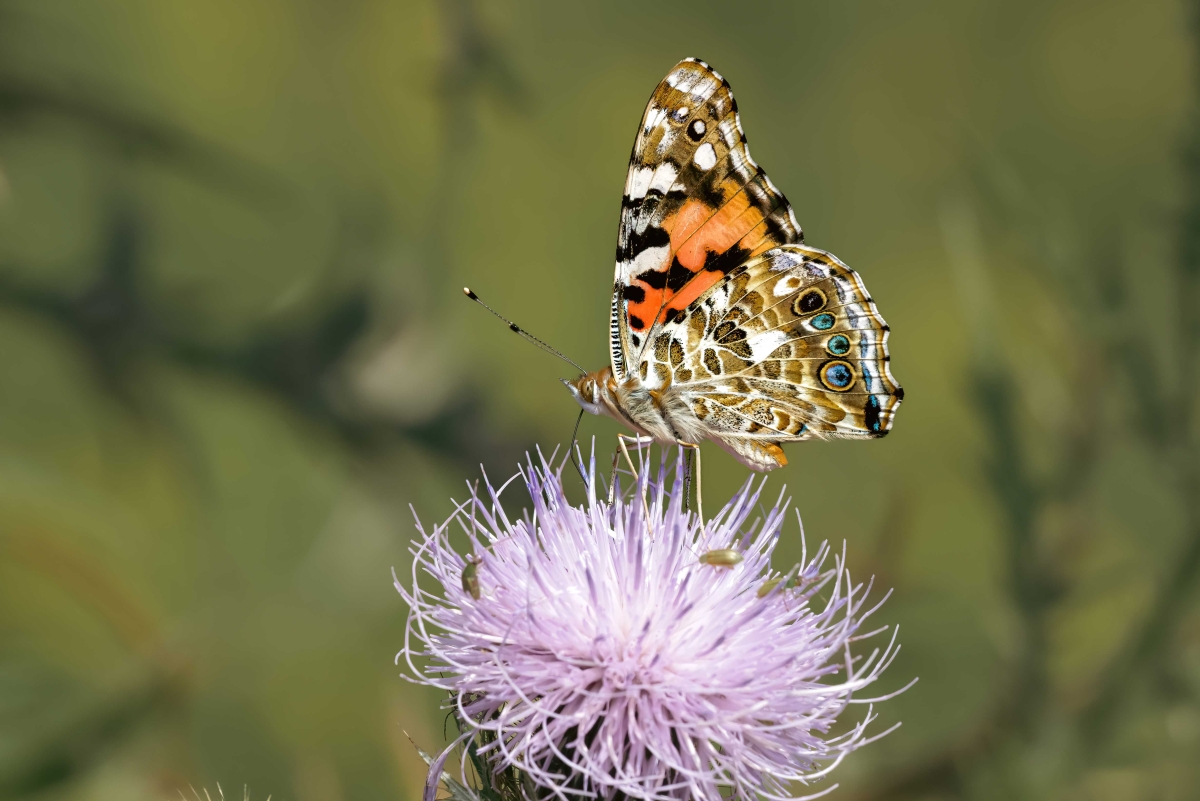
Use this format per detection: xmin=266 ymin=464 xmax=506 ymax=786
xmin=462 ymin=287 xmax=587 ymax=374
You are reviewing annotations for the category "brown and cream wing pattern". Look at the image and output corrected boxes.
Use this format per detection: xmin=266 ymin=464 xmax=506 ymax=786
xmin=640 ymin=245 xmax=903 ymax=445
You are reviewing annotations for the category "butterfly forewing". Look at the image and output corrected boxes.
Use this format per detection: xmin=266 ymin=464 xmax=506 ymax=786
xmin=611 ymin=58 xmax=802 ymax=380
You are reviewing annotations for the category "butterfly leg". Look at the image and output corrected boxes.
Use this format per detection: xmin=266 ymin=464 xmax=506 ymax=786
xmin=610 ymin=434 xmax=652 ymax=491
xmin=678 ymin=441 xmax=704 ymax=526
xmin=608 ymin=435 xmax=638 ymax=504
xmin=606 ymin=435 xmax=642 ymax=504
xmin=615 ymin=433 xmax=653 ymax=525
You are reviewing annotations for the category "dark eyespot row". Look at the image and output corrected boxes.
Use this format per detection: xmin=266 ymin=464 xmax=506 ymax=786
xmin=792 ymin=288 xmax=826 ymax=316
xmin=820 ymin=360 xmax=855 ymax=392
xmin=826 ymin=334 xmax=850 ymax=355
xmin=811 ymin=313 xmax=835 ymax=331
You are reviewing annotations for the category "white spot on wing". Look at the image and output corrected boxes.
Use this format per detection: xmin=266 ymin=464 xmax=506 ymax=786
xmin=728 ymin=147 xmax=752 ymax=178
xmin=656 ymin=129 xmax=677 ymax=154
xmin=694 ymin=142 xmax=717 ymax=171
xmin=648 ymin=163 xmax=679 ymax=194
xmin=667 ymin=68 xmax=701 ymax=95
xmin=747 ymin=330 xmax=789 ymax=361
xmin=767 ymin=249 xmax=810 ymax=273
xmin=626 ymin=166 xmax=654 ymax=199
xmin=644 ymin=106 xmax=668 ymax=134
xmin=619 ymin=244 xmax=669 ymax=280
xmin=642 ymin=364 xmax=667 ymax=391
xmin=772 ymin=275 xmax=801 ymax=297
xmin=719 ymin=120 xmax=738 ymax=147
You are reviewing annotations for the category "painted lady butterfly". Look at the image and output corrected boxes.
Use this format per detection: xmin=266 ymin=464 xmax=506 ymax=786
xmin=559 ymin=58 xmax=903 ymax=472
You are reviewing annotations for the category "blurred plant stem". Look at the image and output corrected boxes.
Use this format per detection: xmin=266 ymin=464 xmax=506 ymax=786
xmin=857 ymin=5 xmax=1200 ymax=796
xmin=0 ymin=78 xmax=292 ymax=205
xmin=970 ymin=369 xmax=1053 ymax=736
xmin=0 ymin=663 xmax=185 ymax=796
xmin=0 ymin=7 xmax=534 ymax=797
xmin=5 ymin=528 xmax=163 ymax=657
xmin=0 ymin=1 xmax=535 ymax=470
xmin=424 ymin=0 xmax=527 ymax=291
xmin=1 ymin=496 xmax=192 ymax=797
xmin=0 ymin=1 xmax=544 ymax=496
xmin=1076 ymin=33 xmax=1200 ymax=741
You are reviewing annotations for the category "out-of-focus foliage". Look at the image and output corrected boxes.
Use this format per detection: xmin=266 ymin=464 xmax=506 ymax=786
xmin=0 ymin=1 xmax=1196 ymax=800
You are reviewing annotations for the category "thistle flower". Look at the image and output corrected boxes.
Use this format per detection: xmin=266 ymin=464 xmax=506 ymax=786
xmin=397 ymin=449 xmax=905 ymax=801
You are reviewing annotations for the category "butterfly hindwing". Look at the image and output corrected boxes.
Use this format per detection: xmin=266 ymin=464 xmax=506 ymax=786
xmin=638 ymin=245 xmax=902 ymax=452
xmin=610 ymin=58 xmax=802 ymax=381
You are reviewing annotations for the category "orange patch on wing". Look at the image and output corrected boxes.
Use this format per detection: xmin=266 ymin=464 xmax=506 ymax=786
xmin=764 ymin=443 xmax=787 ymax=467
xmin=624 ymin=189 xmax=773 ymax=333
xmin=627 ymin=295 xmax=658 ymax=332
xmin=657 ymin=270 xmax=723 ymax=323
xmin=664 ymin=201 xmax=714 ymax=269
xmin=738 ymin=225 xmax=776 ymax=256
xmin=670 ymin=196 xmax=754 ymax=270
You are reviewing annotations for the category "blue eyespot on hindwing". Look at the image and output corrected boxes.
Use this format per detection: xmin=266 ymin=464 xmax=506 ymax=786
xmin=827 ymin=334 xmax=850 ymax=355
xmin=820 ymin=360 xmax=855 ymax=392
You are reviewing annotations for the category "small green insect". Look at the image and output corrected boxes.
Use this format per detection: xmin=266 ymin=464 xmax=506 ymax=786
xmin=461 ymin=554 xmax=483 ymax=600
xmin=698 ymin=548 xmax=743 ymax=568
xmin=756 ymin=574 xmax=797 ymax=597
xmin=757 ymin=564 xmax=803 ymax=597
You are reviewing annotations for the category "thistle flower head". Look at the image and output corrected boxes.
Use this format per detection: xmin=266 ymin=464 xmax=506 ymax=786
xmin=397 ymin=449 xmax=904 ymax=801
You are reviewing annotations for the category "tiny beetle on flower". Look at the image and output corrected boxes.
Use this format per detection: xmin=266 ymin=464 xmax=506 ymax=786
xmin=461 ymin=555 xmax=483 ymax=599
xmin=757 ymin=576 xmax=784 ymax=597
xmin=699 ymin=549 xmax=743 ymax=568
xmin=757 ymin=567 xmax=802 ymax=598
xmin=757 ymin=563 xmax=808 ymax=598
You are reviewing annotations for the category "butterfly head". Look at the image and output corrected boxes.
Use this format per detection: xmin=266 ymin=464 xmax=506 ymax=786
xmin=562 ymin=368 xmax=612 ymax=417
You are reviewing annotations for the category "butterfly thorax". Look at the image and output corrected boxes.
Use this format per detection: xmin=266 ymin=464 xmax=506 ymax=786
xmin=564 ymin=367 xmax=704 ymax=445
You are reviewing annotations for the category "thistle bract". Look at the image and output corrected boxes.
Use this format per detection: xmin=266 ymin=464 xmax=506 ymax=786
xmin=397 ymin=449 xmax=904 ymax=801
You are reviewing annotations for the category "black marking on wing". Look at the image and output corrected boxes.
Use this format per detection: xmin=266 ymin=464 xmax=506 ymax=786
xmin=616 ymin=222 xmax=671 ymax=263
xmin=864 ymin=395 xmax=884 ymax=436
xmin=666 ymin=257 xmax=695 ymax=291
xmin=703 ymin=243 xmax=751 ymax=275
xmin=638 ymin=267 xmax=669 ymax=290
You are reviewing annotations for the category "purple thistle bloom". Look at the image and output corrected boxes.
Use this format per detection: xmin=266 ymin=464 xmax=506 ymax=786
xmin=397 ymin=449 xmax=906 ymax=801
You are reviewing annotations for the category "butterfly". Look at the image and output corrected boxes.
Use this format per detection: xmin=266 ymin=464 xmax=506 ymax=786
xmin=561 ymin=58 xmax=903 ymax=472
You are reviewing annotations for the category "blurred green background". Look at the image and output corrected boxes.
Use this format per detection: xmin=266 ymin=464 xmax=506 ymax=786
xmin=1 ymin=0 xmax=1198 ymax=799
